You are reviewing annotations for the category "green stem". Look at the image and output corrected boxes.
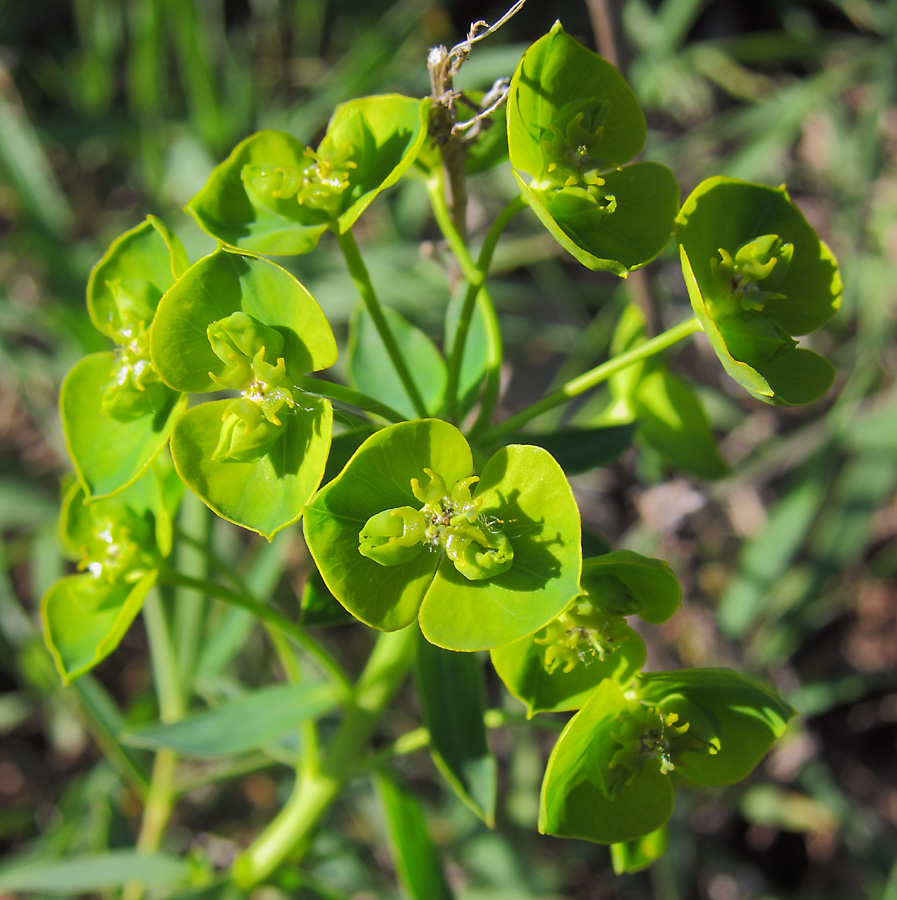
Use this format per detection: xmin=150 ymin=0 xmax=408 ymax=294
xmin=479 ymin=315 xmax=703 ymax=443
xmin=425 ymin=177 xmax=508 ymax=426
xmin=174 ymin=493 xmax=209 ymax=692
xmin=124 ymin=590 xmax=184 ymax=900
xmin=234 ymin=626 xmax=418 ymax=887
xmin=444 ymin=194 xmax=525 ymax=422
xmin=156 ymin=567 xmax=353 ymax=698
xmin=296 ymin=376 xmax=407 ymax=424
xmin=143 ymin=589 xmax=184 ymax=722
xmin=266 ymin=625 xmax=320 ymax=778
xmin=335 ymin=228 xmax=429 ymax=419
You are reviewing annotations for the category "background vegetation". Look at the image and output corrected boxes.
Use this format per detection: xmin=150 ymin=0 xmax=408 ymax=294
xmin=1 ymin=0 xmax=896 ymax=897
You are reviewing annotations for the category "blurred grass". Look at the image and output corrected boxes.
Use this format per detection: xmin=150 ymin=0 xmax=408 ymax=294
xmin=1 ymin=1 xmax=896 ymax=898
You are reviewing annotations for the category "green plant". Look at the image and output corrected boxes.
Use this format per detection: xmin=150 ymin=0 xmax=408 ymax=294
xmin=23 ymin=9 xmax=843 ymax=897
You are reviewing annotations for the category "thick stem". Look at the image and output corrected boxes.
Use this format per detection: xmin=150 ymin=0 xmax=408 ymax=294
xmin=234 ymin=626 xmax=418 ymax=887
xmin=479 ymin=316 xmax=704 ymax=443
xmin=335 ymin=228 xmax=429 ymax=419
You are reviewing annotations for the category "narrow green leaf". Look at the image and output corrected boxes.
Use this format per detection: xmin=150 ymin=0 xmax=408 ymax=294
xmin=0 ymin=851 xmax=193 ymax=894
xmin=122 ymin=682 xmax=338 ymax=756
xmin=375 ymin=774 xmax=455 ymax=900
xmin=347 ymin=304 xmax=446 ymax=418
xmin=634 ymin=369 xmax=729 ymax=479
xmin=510 ymin=423 xmax=637 ymax=474
xmin=415 ymin=635 xmax=496 ymax=825
xmin=301 ymin=569 xmax=355 ymax=627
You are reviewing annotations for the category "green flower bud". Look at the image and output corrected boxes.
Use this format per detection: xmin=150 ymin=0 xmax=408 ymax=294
xmin=443 ymin=522 xmax=514 ymax=581
xmin=212 ymin=397 xmax=286 ymax=463
xmin=101 ymin=320 xmax=170 ymax=421
xmin=77 ymin=512 xmax=154 ymax=585
xmin=358 ymin=506 xmax=427 ymax=566
xmin=207 ymin=311 xmax=285 ymax=391
xmin=607 ymin=703 xmax=719 ymax=796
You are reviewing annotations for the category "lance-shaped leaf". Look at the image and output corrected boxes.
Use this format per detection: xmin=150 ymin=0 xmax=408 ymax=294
xmin=539 ymin=679 xmax=675 ymax=844
xmin=303 ymin=419 xmax=582 ymax=650
xmin=601 ymin=305 xmax=729 ymax=479
xmin=375 ymin=774 xmax=455 ymax=900
xmin=415 ymin=635 xmax=496 ymax=824
xmin=507 ymin=22 xmax=678 ymax=275
xmin=63 ymin=217 xmax=188 ymax=498
xmin=636 ymin=668 xmax=795 ymax=788
xmin=676 ymin=177 xmax=841 ymax=405
xmin=186 ymin=96 xmax=428 ymax=254
xmin=347 ymin=304 xmax=446 ymax=419
xmin=150 ymin=248 xmax=336 ymax=537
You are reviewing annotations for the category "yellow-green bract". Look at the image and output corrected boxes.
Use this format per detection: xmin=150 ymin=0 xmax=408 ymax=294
xmin=303 ymin=419 xmax=582 ymax=651
xmin=677 ymin=177 xmax=842 ymax=405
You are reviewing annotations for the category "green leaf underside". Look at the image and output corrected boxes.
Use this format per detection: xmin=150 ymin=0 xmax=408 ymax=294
xmin=42 ymin=571 xmax=156 ymax=684
xmin=539 ymin=679 xmax=674 ymax=844
xmin=416 ymin=635 xmax=496 ymax=823
xmin=515 ymin=163 xmax=679 ymax=275
xmin=490 ymin=621 xmax=645 ymax=715
xmin=582 ymin=550 xmax=681 ymax=624
xmin=347 ymin=304 xmax=446 ymax=418
xmin=186 ymin=130 xmax=329 ymax=254
xmin=61 ymin=353 xmax=187 ymax=499
xmin=0 ymin=851 xmax=193 ymax=894
xmin=374 ymin=775 xmax=454 ymax=900
xmin=171 ymin=398 xmax=333 ymax=540
xmin=87 ymin=216 xmax=187 ymax=339
xmin=151 ymin=248 xmax=336 ymax=394
xmin=304 ymin=420 xmax=582 ymax=648
xmin=604 ymin=304 xmax=727 ymax=478
xmin=122 ymin=682 xmax=338 ymax=756
xmin=507 ymin=21 xmax=646 ymax=181
xmin=610 ymin=826 xmax=669 ymax=874
xmin=634 ymin=368 xmax=729 ymax=479
xmin=636 ymin=668 xmax=795 ymax=788
xmin=511 ymin=423 xmax=637 ymax=474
